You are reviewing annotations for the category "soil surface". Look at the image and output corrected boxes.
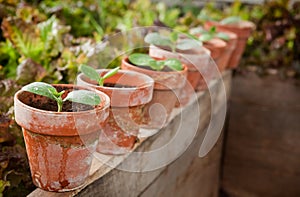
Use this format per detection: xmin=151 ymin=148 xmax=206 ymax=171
xmin=104 ymin=83 xmax=136 ymax=88
xmin=129 ymin=62 xmax=174 ymax=72
xmin=27 ymin=94 xmax=93 ymax=112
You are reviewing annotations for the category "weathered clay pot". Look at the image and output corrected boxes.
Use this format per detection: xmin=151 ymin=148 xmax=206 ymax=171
xmin=14 ymin=84 xmax=110 ymax=192
xmin=205 ymin=20 xmax=255 ymax=68
xmin=202 ymin=38 xmax=227 ymax=71
xmin=121 ymin=57 xmax=187 ymax=129
xmin=204 ymin=24 xmax=238 ymax=71
xmin=77 ymin=70 xmax=154 ymax=154
xmin=149 ymin=44 xmax=211 ymax=105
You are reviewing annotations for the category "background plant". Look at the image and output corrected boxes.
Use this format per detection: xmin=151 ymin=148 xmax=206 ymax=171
xmin=79 ymin=65 xmax=119 ymax=86
xmin=145 ymin=32 xmax=201 ymax=52
xmin=128 ymin=53 xmax=183 ymax=71
xmin=189 ymin=26 xmax=229 ymax=42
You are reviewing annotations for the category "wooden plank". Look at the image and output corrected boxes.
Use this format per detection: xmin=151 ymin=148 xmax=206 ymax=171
xmin=222 ymin=72 xmax=300 ymax=197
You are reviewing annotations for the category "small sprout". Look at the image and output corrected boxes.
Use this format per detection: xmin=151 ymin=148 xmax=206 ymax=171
xmin=128 ymin=53 xmax=183 ymax=71
xmin=190 ymin=26 xmax=229 ymax=42
xmin=79 ymin=64 xmax=120 ymax=86
xmin=144 ymin=32 xmax=201 ymax=52
xmin=22 ymin=82 xmax=101 ymax=112
xmin=220 ymin=16 xmax=242 ymax=25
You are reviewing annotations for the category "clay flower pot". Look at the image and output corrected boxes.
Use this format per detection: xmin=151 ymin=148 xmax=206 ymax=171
xmin=205 ymin=20 xmax=255 ymax=68
xmin=204 ymin=23 xmax=238 ymax=71
xmin=202 ymin=37 xmax=227 ymax=72
xmin=14 ymin=84 xmax=110 ymax=192
xmin=121 ymin=57 xmax=187 ymax=129
xmin=149 ymin=44 xmax=211 ymax=105
xmin=77 ymin=70 xmax=154 ymax=154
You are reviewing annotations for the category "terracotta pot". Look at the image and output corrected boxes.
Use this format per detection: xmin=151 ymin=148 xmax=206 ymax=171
xmin=77 ymin=70 xmax=154 ymax=154
xmin=202 ymin=37 xmax=227 ymax=71
xmin=204 ymin=24 xmax=238 ymax=71
xmin=14 ymin=84 xmax=110 ymax=192
xmin=149 ymin=45 xmax=211 ymax=105
xmin=121 ymin=57 xmax=187 ymax=129
xmin=205 ymin=20 xmax=255 ymax=68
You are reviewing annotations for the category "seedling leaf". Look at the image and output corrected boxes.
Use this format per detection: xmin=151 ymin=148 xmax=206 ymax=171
xmin=199 ymin=33 xmax=214 ymax=42
xmin=79 ymin=64 xmax=101 ymax=83
xmin=144 ymin=33 xmax=173 ymax=48
xmin=176 ymin=38 xmax=201 ymax=50
xmin=22 ymin=82 xmax=57 ymax=100
xmin=63 ymin=90 xmax=101 ymax=106
xmin=164 ymin=59 xmax=183 ymax=71
xmin=129 ymin=53 xmax=154 ymax=66
xmin=209 ymin=26 xmax=216 ymax=34
xmin=220 ymin=16 xmax=241 ymax=25
xmin=216 ymin=32 xmax=230 ymax=41
xmin=102 ymin=67 xmax=120 ymax=80
xmin=170 ymin=32 xmax=178 ymax=43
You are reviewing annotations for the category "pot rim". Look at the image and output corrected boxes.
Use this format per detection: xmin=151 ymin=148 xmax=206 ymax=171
xmin=122 ymin=56 xmax=188 ymax=75
xmin=14 ymin=84 xmax=110 ymax=116
xmin=77 ymin=69 xmax=154 ymax=107
xmin=121 ymin=56 xmax=188 ymax=90
xmin=77 ymin=69 xmax=154 ymax=92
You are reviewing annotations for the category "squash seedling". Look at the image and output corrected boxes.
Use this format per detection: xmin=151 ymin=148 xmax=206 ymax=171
xmin=79 ymin=64 xmax=120 ymax=86
xmin=190 ymin=26 xmax=229 ymax=42
xmin=22 ymin=82 xmax=101 ymax=112
xmin=128 ymin=53 xmax=183 ymax=71
xmin=220 ymin=16 xmax=242 ymax=25
xmin=144 ymin=32 xmax=201 ymax=52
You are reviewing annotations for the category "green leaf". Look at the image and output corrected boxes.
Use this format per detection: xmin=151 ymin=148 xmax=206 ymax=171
xmin=102 ymin=67 xmax=120 ymax=80
xmin=38 ymin=15 xmax=56 ymax=43
xmin=216 ymin=32 xmax=230 ymax=41
xmin=144 ymin=32 xmax=173 ymax=48
xmin=184 ymin=33 xmax=203 ymax=46
xmin=128 ymin=53 xmax=154 ymax=66
xmin=170 ymin=32 xmax=178 ymax=43
xmin=163 ymin=58 xmax=183 ymax=71
xmin=79 ymin=64 xmax=101 ymax=82
xmin=199 ymin=33 xmax=214 ymax=42
xmin=176 ymin=38 xmax=201 ymax=50
xmin=22 ymin=82 xmax=57 ymax=100
xmin=150 ymin=60 xmax=162 ymax=70
xmin=209 ymin=26 xmax=216 ymax=34
xmin=189 ymin=27 xmax=206 ymax=35
xmin=63 ymin=90 xmax=101 ymax=106
xmin=220 ymin=16 xmax=242 ymax=25
xmin=0 ymin=180 xmax=10 ymax=193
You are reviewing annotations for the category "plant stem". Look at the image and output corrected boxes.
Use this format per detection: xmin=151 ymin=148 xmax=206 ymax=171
xmin=98 ymin=78 xmax=104 ymax=86
xmin=56 ymin=97 xmax=63 ymax=112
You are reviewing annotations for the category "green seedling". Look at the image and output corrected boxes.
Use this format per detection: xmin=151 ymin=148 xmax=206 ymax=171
xmin=79 ymin=64 xmax=120 ymax=86
xmin=144 ymin=32 xmax=201 ymax=52
xmin=128 ymin=53 xmax=183 ymax=71
xmin=220 ymin=16 xmax=242 ymax=25
xmin=22 ymin=82 xmax=101 ymax=112
xmin=190 ymin=26 xmax=229 ymax=42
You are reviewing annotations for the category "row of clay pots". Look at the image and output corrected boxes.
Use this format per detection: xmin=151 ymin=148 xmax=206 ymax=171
xmin=203 ymin=20 xmax=255 ymax=70
xmin=13 ymin=20 xmax=255 ymax=192
xmin=14 ymin=62 xmax=187 ymax=192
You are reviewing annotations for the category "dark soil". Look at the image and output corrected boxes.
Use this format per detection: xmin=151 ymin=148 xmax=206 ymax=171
xmin=104 ymin=83 xmax=136 ymax=88
xmin=129 ymin=61 xmax=174 ymax=72
xmin=27 ymin=94 xmax=94 ymax=112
